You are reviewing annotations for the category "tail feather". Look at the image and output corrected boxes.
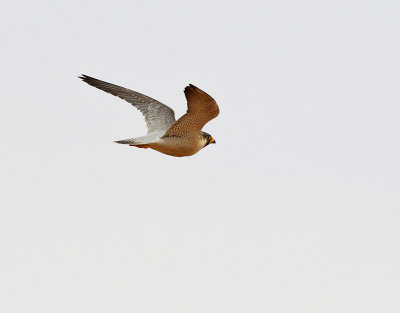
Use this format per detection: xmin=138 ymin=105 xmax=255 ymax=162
xmin=114 ymin=134 xmax=161 ymax=146
xmin=114 ymin=139 xmax=137 ymax=145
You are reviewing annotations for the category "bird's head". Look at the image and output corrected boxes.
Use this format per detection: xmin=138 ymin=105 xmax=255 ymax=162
xmin=201 ymin=131 xmax=216 ymax=147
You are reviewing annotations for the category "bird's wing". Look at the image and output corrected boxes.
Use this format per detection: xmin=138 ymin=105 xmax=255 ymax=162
xmin=79 ymin=75 xmax=176 ymax=134
xmin=162 ymin=84 xmax=219 ymax=137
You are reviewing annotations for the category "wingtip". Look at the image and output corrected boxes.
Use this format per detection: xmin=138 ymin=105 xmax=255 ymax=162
xmin=79 ymin=74 xmax=92 ymax=81
xmin=184 ymin=83 xmax=196 ymax=93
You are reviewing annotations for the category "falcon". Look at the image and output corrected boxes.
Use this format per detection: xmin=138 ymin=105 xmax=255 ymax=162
xmin=79 ymin=75 xmax=219 ymax=157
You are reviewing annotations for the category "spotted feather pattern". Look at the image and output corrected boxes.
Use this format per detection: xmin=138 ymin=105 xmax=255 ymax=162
xmin=162 ymin=84 xmax=219 ymax=138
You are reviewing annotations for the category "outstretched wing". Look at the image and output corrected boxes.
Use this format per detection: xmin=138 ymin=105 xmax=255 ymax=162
xmin=79 ymin=75 xmax=176 ymax=134
xmin=162 ymin=84 xmax=219 ymax=137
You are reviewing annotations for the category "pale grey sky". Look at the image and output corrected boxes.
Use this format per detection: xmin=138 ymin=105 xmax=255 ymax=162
xmin=1 ymin=0 xmax=399 ymax=312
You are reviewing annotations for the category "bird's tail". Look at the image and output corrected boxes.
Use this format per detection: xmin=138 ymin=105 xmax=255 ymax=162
xmin=114 ymin=138 xmax=152 ymax=149
xmin=114 ymin=134 xmax=160 ymax=146
xmin=114 ymin=138 xmax=137 ymax=145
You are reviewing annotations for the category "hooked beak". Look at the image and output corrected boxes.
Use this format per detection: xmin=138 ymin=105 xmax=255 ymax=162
xmin=210 ymin=138 xmax=216 ymax=144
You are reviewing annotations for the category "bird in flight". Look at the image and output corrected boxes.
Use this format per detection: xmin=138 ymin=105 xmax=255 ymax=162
xmin=79 ymin=75 xmax=219 ymax=157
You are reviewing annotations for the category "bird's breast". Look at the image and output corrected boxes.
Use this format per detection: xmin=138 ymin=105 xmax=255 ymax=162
xmin=150 ymin=135 xmax=204 ymax=157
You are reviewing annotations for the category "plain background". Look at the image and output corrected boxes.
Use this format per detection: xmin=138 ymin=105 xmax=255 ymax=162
xmin=1 ymin=0 xmax=399 ymax=312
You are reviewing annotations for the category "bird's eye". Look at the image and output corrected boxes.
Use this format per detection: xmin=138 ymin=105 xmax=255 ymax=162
xmin=206 ymin=136 xmax=211 ymax=140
